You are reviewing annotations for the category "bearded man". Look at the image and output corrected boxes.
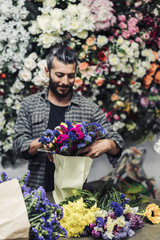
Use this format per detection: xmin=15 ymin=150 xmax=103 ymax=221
xmin=13 ymin=44 xmax=125 ymax=191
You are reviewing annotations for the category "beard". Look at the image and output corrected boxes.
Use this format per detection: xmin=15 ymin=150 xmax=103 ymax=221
xmin=49 ymin=77 xmax=73 ymax=98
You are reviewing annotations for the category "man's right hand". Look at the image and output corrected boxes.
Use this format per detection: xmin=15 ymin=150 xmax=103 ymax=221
xmin=43 ymin=145 xmax=54 ymax=163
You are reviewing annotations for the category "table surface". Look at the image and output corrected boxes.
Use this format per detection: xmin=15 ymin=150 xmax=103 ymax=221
xmin=46 ymin=188 xmax=160 ymax=240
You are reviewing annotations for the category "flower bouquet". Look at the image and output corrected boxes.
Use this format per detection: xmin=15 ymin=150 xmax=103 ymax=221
xmin=38 ymin=121 xmax=107 ymax=203
xmin=39 ymin=121 xmax=106 ymax=155
xmin=0 ymin=171 xmax=67 ymax=240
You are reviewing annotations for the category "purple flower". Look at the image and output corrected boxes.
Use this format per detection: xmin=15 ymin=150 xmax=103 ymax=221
xmin=91 ymin=229 xmax=101 ymax=238
xmin=140 ymin=97 xmax=149 ymax=108
xmin=130 ymin=215 xmax=143 ymax=230
xmin=128 ymin=229 xmax=135 ymax=237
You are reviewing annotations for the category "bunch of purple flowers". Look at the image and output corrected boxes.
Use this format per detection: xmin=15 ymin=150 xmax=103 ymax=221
xmin=89 ymin=193 xmax=143 ymax=240
xmin=0 ymin=171 xmax=67 ymax=240
xmin=39 ymin=121 xmax=107 ymax=156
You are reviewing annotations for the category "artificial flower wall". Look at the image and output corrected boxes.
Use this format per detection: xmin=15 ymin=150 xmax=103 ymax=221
xmin=0 ymin=0 xmax=160 ymax=165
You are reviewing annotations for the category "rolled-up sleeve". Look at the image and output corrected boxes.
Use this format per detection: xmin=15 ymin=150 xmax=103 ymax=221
xmin=91 ymin=105 xmax=125 ymax=167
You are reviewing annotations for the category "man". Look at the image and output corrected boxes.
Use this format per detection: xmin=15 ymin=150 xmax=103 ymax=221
xmin=13 ymin=44 xmax=125 ymax=191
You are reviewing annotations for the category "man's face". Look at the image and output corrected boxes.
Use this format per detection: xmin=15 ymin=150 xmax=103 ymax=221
xmin=46 ymin=57 xmax=76 ymax=98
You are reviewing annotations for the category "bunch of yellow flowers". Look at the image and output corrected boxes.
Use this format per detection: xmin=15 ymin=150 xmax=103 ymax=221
xmin=59 ymin=197 xmax=100 ymax=237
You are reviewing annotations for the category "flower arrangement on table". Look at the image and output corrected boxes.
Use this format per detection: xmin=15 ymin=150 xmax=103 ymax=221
xmin=0 ymin=171 xmax=67 ymax=240
xmin=38 ymin=121 xmax=106 ymax=155
xmin=1 ymin=171 xmax=160 ymax=240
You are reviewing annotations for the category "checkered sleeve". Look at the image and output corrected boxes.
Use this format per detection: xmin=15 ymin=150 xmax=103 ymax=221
xmin=13 ymin=98 xmax=33 ymax=158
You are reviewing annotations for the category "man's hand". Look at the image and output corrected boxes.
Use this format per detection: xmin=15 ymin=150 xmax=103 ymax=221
xmin=80 ymin=139 xmax=120 ymax=159
xmin=28 ymin=138 xmax=54 ymax=162
xmin=43 ymin=145 xmax=54 ymax=163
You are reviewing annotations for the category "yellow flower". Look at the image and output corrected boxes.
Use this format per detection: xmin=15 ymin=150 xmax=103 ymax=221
xmin=60 ymin=198 xmax=99 ymax=237
xmin=144 ymin=203 xmax=160 ymax=224
xmin=60 ymin=122 xmax=68 ymax=128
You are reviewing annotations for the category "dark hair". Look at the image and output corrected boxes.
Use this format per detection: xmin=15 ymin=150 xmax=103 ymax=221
xmin=46 ymin=43 xmax=78 ymax=70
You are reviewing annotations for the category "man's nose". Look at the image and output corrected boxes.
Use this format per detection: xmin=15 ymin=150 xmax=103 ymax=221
xmin=61 ymin=75 xmax=69 ymax=85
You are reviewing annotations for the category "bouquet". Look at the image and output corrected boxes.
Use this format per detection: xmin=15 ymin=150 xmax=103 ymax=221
xmin=0 ymin=171 xmax=67 ymax=240
xmin=39 ymin=121 xmax=106 ymax=155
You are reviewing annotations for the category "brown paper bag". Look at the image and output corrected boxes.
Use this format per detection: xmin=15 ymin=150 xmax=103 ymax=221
xmin=0 ymin=179 xmax=30 ymax=240
xmin=52 ymin=154 xmax=93 ymax=204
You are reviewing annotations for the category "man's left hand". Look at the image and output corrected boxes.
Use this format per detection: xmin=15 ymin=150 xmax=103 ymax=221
xmin=80 ymin=139 xmax=120 ymax=159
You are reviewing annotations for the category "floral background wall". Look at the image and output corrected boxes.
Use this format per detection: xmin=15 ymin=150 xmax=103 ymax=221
xmin=0 ymin=0 xmax=160 ymax=167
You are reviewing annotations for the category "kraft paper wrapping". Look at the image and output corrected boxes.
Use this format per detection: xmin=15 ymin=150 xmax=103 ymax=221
xmin=0 ymin=179 xmax=30 ymax=240
xmin=52 ymin=154 xmax=93 ymax=204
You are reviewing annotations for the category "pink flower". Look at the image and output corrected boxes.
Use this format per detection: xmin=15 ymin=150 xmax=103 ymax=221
xmin=114 ymin=30 xmax=120 ymax=36
xmin=128 ymin=17 xmax=138 ymax=25
xmin=118 ymin=22 xmax=127 ymax=29
xmin=109 ymin=36 xmax=114 ymax=41
xmin=122 ymin=31 xmax=130 ymax=39
xmin=113 ymin=114 xmax=120 ymax=121
xmin=118 ymin=15 xmax=126 ymax=22
xmin=142 ymin=32 xmax=150 ymax=40
xmin=140 ymin=97 xmax=149 ymax=107
xmin=135 ymin=37 xmax=142 ymax=43
xmin=134 ymin=1 xmax=142 ymax=8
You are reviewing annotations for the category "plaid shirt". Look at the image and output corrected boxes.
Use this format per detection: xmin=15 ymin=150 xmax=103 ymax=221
xmin=13 ymin=87 xmax=125 ymax=189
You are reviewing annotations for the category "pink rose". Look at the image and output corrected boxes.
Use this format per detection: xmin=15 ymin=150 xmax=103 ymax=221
xmin=128 ymin=17 xmax=138 ymax=26
xmin=135 ymin=37 xmax=142 ymax=43
xmin=118 ymin=15 xmax=126 ymax=22
xmin=118 ymin=22 xmax=127 ymax=29
xmin=122 ymin=31 xmax=130 ymax=39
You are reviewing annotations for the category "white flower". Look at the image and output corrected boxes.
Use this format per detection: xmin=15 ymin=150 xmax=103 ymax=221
xmin=5 ymin=98 xmax=13 ymax=107
xmin=97 ymin=35 xmax=108 ymax=47
xmin=95 ymin=210 xmax=108 ymax=218
xmin=6 ymin=121 xmax=15 ymax=135
xmin=113 ymin=121 xmax=125 ymax=131
xmin=28 ymin=52 xmax=38 ymax=60
xmin=37 ymin=59 xmax=47 ymax=70
xmin=10 ymin=79 xmax=25 ymax=94
xmin=18 ymin=68 xmax=32 ymax=82
xmin=38 ymin=33 xmax=62 ymax=48
xmin=3 ymin=136 xmax=13 ymax=152
xmin=24 ymin=57 xmax=37 ymax=71
xmin=43 ymin=0 xmax=56 ymax=8
xmin=108 ymin=54 xmax=120 ymax=66
xmin=37 ymin=14 xmax=52 ymax=32
xmin=0 ymin=110 xmax=6 ymax=131
xmin=50 ymin=8 xmax=63 ymax=20
xmin=12 ymin=99 xmax=21 ymax=113
xmin=32 ymin=75 xmax=44 ymax=86
xmin=77 ymin=30 xmax=88 ymax=39
xmin=117 ymin=37 xmax=124 ymax=45
xmin=28 ymin=21 xmax=41 ymax=35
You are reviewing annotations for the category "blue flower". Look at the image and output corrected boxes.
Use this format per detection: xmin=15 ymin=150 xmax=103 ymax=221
xmin=77 ymin=142 xmax=87 ymax=149
xmin=44 ymin=129 xmax=53 ymax=136
xmin=96 ymin=217 xmax=104 ymax=227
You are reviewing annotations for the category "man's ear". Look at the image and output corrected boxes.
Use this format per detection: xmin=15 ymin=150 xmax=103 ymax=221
xmin=45 ymin=67 xmax=49 ymax=78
